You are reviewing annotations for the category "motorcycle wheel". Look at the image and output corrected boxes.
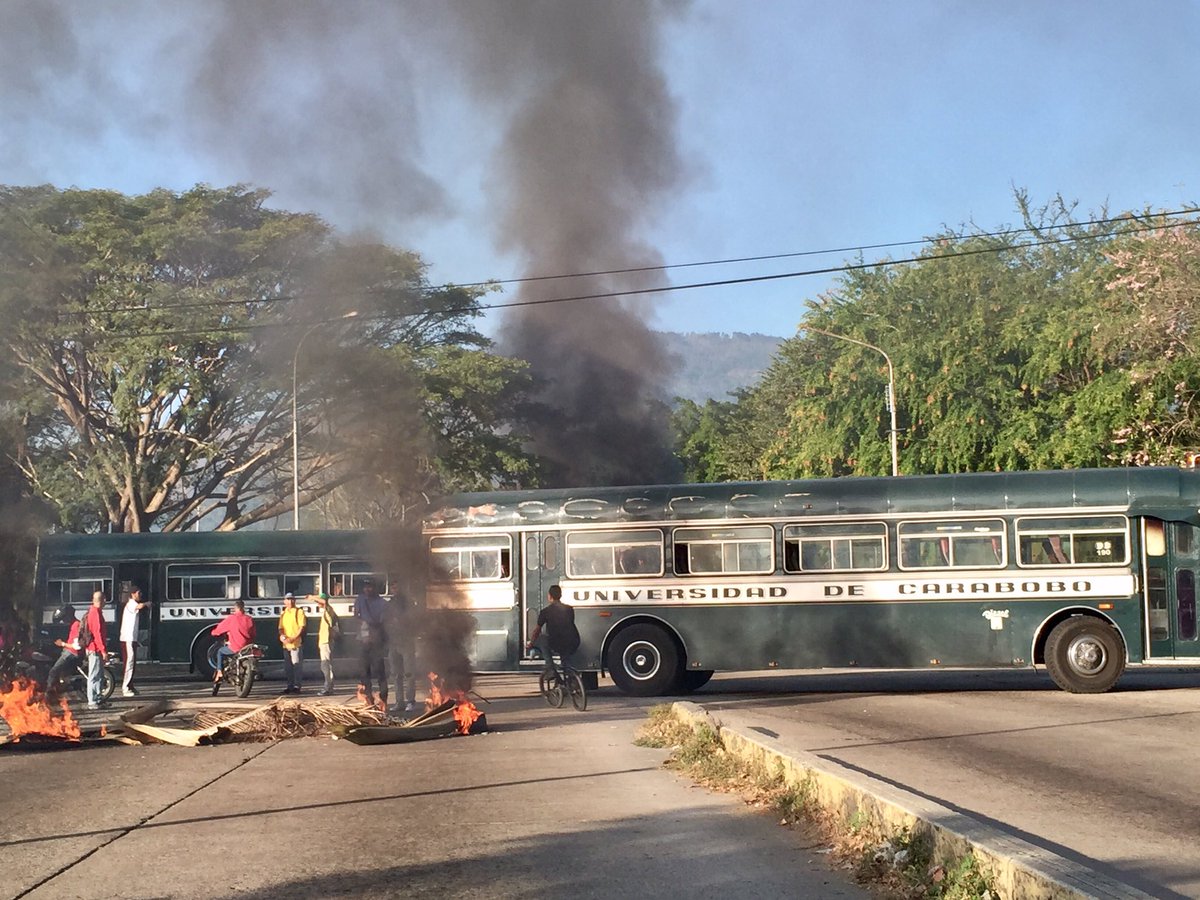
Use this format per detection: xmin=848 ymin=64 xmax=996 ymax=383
xmin=235 ymin=660 xmax=254 ymax=698
xmin=100 ymin=666 xmax=116 ymax=701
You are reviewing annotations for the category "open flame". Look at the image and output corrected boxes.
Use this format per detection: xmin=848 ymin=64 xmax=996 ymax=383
xmin=0 ymin=677 xmax=82 ymax=742
xmin=425 ymin=671 xmax=482 ymax=735
xmin=355 ymin=684 xmax=387 ymax=712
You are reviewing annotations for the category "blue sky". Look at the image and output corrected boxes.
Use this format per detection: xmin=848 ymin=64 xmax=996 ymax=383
xmin=3 ymin=1 xmax=1197 ymax=339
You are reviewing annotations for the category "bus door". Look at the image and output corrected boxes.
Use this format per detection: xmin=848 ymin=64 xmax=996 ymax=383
xmin=1147 ymin=521 xmax=1200 ymax=659
xmin=521 ymin=531 xmax=563 ymax=661
xmin=116 ymin=563 xmax=154 ymax=660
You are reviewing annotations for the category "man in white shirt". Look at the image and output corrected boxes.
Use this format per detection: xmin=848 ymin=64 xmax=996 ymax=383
xmin=120 ymin=587 xmax=150 ymax=697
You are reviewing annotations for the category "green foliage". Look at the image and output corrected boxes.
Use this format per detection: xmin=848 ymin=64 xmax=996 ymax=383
xmin=676 ymin=195 xmax=1200 ymax=478
xmin=0 ymin=184 xmax=535 ymax=531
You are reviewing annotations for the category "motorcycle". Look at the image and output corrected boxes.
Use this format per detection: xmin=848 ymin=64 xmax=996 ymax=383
xmin=211 ymin=643 xmax=264 ymax=698
xmin=22 ymin=631 xmax=118 ymax=703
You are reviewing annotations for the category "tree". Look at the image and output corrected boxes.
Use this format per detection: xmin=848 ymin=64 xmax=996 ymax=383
xmin=0 ymin=184 xmax=534 ymax=532
xmin=675 ymin=196 xmax=1198 ymax=480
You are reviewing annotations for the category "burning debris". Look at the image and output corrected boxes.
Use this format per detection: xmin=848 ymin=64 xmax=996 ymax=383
xmin=0 ymin=677 xmax=82 ymax=744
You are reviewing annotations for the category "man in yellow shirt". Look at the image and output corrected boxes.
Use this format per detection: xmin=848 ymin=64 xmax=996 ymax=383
xmin=278 ymin=592 xmax=307 ymax=694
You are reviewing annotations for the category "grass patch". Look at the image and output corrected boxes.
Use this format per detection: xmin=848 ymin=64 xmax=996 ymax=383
xmin=636 ymin=705 xmax=997 ymax=900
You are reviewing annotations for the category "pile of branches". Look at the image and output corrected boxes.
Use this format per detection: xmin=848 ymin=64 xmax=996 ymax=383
xmin=191 ymin=700 xmax=387 ymax=742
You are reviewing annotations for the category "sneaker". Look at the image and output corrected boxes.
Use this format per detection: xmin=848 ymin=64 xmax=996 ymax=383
xmin=122 ymin=690 xmax=136 ymax=698
xmin=404 ymin=701 xmax=417 ymax=713
xmin=317 ymin=687 xmax=331 ymax=696
xmin=87 ymin=703 xmax=100 ymax=711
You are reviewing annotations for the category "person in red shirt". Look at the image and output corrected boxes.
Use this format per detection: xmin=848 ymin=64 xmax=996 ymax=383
xmin=210 ymin=600 xmax=256 ymax=693
xmin=46 ymin=606 xmax=83 ymax=697
xmin=84 ymin=591 xmax=108 ymax=709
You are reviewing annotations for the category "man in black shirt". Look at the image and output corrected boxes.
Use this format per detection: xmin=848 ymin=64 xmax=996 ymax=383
xmin=526 ymin=584 xmax=580 ymax=669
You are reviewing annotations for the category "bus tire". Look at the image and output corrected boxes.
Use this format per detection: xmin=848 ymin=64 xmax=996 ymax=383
xmin=1045 ymin=616 xmax=1125 ymax=694
xmin=191 ymin=636 xmax=216 ymax=680
xmin=679 ymin=669 xmax=714 ymax=692
xmin=607 ymin=624 xmax=680 ymax=697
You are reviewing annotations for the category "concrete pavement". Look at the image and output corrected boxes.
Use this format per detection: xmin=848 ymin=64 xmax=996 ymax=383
xmin=1 ymin=676 xmax=868 ymax=900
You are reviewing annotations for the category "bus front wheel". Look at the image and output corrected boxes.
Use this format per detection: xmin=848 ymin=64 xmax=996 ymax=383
xmin=1045 ymin=617 xmax=1125 ymax=693
xmin=608 ymin=624 xmax=680 ymax=697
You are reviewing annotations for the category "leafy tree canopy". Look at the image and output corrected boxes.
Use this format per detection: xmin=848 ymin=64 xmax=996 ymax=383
xmin=676 ymin=194 xmax=1200 ymax=480
xmin=0 ymin=184 xmax=535 ymax=531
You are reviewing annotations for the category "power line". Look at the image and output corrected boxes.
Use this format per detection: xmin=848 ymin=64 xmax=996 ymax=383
xmin=50 ymin=212 xmax=1200 ymax=342
xmin=48 ymin=206 xmax=1200 ymax=318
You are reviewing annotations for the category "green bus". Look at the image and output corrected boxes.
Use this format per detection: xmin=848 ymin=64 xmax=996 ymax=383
xmin=35 ymin=530 xmax=391 ymax=676
xmin=425 ymin=466 xmax=1200 ymax=695
xmin=33 ymin=467 xmax=1200 ymax=694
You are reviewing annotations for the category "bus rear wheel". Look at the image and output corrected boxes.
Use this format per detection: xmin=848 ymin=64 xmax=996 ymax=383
xmin=191 ymin=636 xmax=216 ymax=680
xmin=607 ymin=624 xmax=680 ymax=697
xmin=1045 ymin=616 xmax=1125 ymax=693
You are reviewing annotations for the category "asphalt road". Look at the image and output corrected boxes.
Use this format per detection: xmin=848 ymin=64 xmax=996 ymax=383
xmin=689 ymin=666 xmax=1200 ymax=900
xmin=0 ymin=673 xmax=868 ymax=900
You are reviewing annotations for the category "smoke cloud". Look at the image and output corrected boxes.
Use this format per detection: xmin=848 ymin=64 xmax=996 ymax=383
xmin=445 ymin=1 xmax=690 ymax=486
xmin=0 ymin=0 xmax=691 ymax=487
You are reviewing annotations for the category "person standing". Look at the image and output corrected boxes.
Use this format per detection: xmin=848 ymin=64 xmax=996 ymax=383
xmin=83 ymin=591 xmax=108 ymax=710
xmin=386 ymin=587 xmax=416 ymax=715
xmin=277 ymin=592 xmax=307 ymax=694
xmin=354 ymin=579 xmax=388 ymax=707
xmin=313 ymin=591 xmax=339 ymax=696
xmin=119 ymin=586 xmax=149 ymax=697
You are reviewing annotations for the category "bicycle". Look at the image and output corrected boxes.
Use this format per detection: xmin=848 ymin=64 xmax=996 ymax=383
xmin=538 ymin=654 xmax=588 ymax=711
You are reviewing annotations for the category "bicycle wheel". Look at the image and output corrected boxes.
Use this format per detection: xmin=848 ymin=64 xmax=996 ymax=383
xmin=538 ymin=669 xmax=565 ymax=708
xmin=566 ymin=669 xmax=587 ymax=711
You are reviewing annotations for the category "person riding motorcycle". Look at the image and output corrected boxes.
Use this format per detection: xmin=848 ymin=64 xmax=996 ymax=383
xmin=45 ymin=604 xmax=83 ymax=697
xmin=210 ymin=600 xmax=256 ymax=694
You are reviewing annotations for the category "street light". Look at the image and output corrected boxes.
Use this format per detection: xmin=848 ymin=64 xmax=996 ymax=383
xmin=799 ymin=325 xmax=899 ymax=477
xmin=292 ymin=311 xmax=359 ymax=529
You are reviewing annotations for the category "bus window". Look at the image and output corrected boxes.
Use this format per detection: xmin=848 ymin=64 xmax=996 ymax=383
xmin=783 ymin=523 xmax=887 ymax=573
xmin=1178 ymin=569 xmax=1197 ymax=641
xmin=47 ymin=566 xmax=113 ymax=606
xmin=166 ymin=564 xmax=240 ymax=600
xmin=673 ymin=526 xmax=773 ymax=576
xmin=565 ymin=530 xmax=663 ymax=578
xmin=1148 ymin=567 xmax=1170 ymax=641
xmin=429 ymin=536 xmax=512 ymax=582
xmin=898 ymin=520 xmax=1006 ymax=570
xmin=248 ymin=562 xmax=320 ymax=598
xmin=1016 ymin=516 xmax=1128 ymax=567
xmin=329 ymin=563 xmax=388 ymax=597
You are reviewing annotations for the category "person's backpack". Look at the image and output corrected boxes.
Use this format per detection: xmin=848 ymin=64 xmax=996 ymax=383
xmin=325 ymin=606 xmax=342 ymax=641
xmin=76 ymin=612 xmax=91 ymax=651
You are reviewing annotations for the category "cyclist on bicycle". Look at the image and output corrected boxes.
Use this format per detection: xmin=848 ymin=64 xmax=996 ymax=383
xmin=526 ymin=585 xmax=580 ymax=671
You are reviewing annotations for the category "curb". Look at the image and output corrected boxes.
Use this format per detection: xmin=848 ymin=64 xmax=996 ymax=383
xmin=669 ymin=702 xmax=1155 ymax=900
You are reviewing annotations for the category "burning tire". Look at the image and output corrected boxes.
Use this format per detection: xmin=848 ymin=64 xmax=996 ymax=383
xmin=607 ymin=623 xmax=680 ymax=697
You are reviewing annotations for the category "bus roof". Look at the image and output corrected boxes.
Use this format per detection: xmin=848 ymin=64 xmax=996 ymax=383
xmin=37 ymin=529 xmax=385 ymax=563
xmin=426 ymin=467 xmax=1200 ymax=529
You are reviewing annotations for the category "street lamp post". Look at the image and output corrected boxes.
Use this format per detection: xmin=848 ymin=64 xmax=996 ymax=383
xmin=292 ymin=311 xmax=359 ymax=529
xmin=799 ymin=325 xmax=899 ymax=477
